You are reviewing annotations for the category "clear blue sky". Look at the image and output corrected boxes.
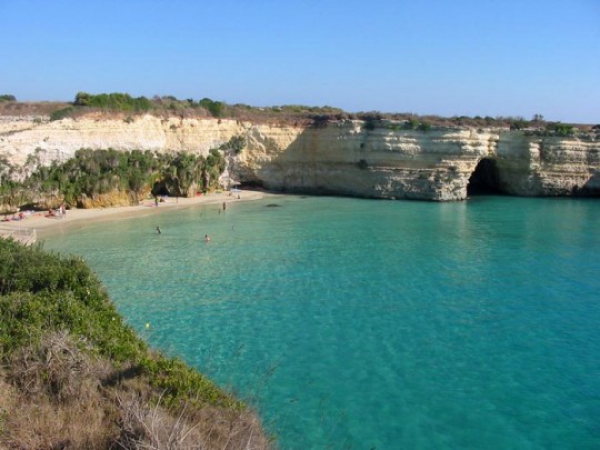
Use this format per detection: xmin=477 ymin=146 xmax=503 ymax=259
xmin=1 ymin=0 xmax=599 ymax=123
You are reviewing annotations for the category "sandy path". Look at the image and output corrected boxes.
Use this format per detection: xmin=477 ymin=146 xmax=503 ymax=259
xmin=0 ymin=190 xmax=276 ymax=241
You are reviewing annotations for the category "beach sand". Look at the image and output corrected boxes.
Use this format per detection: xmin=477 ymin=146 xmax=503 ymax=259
xmin=0 ymin=190 xmax=275 ymax=241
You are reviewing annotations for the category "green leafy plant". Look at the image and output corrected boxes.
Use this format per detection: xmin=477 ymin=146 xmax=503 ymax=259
xmin=74 ymin=92 xmax=153 ymax=111
xmin=0 ymin=238 xmax=269 ymax=448
xmin=546 ymin=122 xmax=575 ymax=137
xmin=220 ymin=135 xmax=246 ymax=154
xmin=49 ymin=106 xmax=76 ymax=121
xmin=1 ymin=148 xmax=230 ymax=209
xmin=199 ymin=98 xmax=226 ymax=118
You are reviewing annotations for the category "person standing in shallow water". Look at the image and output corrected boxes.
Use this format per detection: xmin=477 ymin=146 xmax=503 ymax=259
xmin=156 ymin=226 xmax=162 ymax=234
xmin=204 ymin=234 xmax=210 ymax=243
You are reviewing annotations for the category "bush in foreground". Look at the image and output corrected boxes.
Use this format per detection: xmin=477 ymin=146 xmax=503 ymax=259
xmin=0 ymin=238 xmax=272 ymax=449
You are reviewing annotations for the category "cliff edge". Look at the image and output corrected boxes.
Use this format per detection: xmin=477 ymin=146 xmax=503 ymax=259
xmin=1 ymin=115 xmax=598 ymax=201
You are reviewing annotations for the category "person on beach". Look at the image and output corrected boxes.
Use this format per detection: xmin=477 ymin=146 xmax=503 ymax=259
xmin=156 ymin=226 xmax=162 ymax=234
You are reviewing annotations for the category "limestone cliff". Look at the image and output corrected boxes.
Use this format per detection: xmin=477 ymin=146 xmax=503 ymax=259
xmin=1 ymin=115 xmax=598 ymax=201
xmin=0 ymin=115 xmax=251 ymax=165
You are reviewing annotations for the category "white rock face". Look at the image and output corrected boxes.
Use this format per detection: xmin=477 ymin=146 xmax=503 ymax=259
xmin=0 ymin=115 xmax=252 ymax=165
xmin=1 ymin=116 xmax=598 ymax=200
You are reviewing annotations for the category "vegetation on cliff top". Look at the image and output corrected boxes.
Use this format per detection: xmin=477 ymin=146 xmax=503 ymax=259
xmin=0 ymin=238 xmax=271 ymax=449
xmin=1 ymin=91 xmax=597 ymax=132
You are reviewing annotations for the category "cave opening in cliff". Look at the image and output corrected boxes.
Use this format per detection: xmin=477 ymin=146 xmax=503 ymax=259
xmin=151 ymin=181 xmax=171 ymax=197
xmin=239 ymin=180 xmax=265 ymax=190
xmin=467 ymin=158 xmax=503 ymax=196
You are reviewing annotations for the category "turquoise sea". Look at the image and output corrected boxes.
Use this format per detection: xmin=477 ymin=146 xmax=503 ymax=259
xmin=44 ymin=195 xmax=600 ymax=449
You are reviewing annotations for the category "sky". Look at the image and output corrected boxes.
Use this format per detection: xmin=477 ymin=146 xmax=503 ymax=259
xmin=1 ymin=0 xmax=599 ymax=123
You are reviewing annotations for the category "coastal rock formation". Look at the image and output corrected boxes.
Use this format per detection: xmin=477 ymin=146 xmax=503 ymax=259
xmin=1 ymin=115 xmax=598 ymax=201
xmin=0 ymin=115 xmax=251 ymax=165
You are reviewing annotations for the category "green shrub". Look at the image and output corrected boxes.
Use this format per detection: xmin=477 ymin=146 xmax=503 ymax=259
xmin=49 ymin=106 xmax=76 ymax=121
xmin=199 ymin=98 xmax=226 ymax=118
xmin=219 ymin=135 xmax=246 ymax=154
xmin=139 ymin=354 xmax=240 ymax=409
xmin=5 ymin=148 xmax=228 ymax=208
xmin=0 ymin=239 xmax=145 ymax=361
xmin=74 ymin=92 xmax=153 ymax=111
xmin=546 ymin=122 xmax=575 ymax=137
xmin=0 ymin=239 xmax=237 ymax=408
xmin=405 ymin=118 xmax=419 ymax=130
xmin=510 ymin=119 xmax=529 ymax=130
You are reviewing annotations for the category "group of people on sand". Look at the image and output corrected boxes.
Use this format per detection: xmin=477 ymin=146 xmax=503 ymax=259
xmin=2 ymin=204 xmax=68 ymax=222
xmin=46 ymin=204 xmax=67 ymax=219
xmin=2 ymin=211 xmax=26 ymax=222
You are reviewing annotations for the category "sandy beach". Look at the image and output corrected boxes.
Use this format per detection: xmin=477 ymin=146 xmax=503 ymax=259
xmin=0 ymin=190 xmax=275 ymax=242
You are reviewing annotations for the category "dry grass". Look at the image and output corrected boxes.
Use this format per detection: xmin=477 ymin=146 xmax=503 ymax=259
xmin=0 ymin=331 xmax=273 ymax=449
xmin=189 ymin=407 xmax=272 ymax=450
xmin=7 ymin=331 xmax=108 ymax=403
xmin=0 ymin=101 xmax=70 ymax=117
xmin=116 ymin=394 xmax=271 ymax=450
xmin=1 ymin=395 xmax=115 ymax=450
xmin=1 ymin=331 xmax=115 ymax=449
xmin=0 ymin=368 xmax=18 ymax=436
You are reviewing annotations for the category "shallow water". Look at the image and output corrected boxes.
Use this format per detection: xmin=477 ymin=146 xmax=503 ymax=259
xmin=44 ymin=195 xmax=600 ymax=449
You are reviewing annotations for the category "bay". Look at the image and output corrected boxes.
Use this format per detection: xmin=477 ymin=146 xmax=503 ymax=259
xmin=43 ymin=195 xmax=600 ymax=449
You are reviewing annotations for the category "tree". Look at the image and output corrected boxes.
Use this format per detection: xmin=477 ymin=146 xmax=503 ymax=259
xmin=510 ymin=118 xmax=529 ymax=130
xmin=532 ymin=113 xmax=545 ymax=122
xmin=199 ymin=98 xmax=225 ymax=118
xmin=220 ymin=135 xmax=246 ymax=154
xmin=74 ymin=92 xmax=91 ymax=106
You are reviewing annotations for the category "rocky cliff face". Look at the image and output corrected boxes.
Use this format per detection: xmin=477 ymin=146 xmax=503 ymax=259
xmin=0 ymin=115 xmax=251 ymax=165
xmin=234 ymin=120 xmax=599 ymax=200
xmin=1 ymin=115 xmax=598 ymax=201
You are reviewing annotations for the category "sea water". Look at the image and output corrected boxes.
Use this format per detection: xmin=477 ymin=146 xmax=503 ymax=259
xmin=43 ymin=195 xmax=600 ymax=449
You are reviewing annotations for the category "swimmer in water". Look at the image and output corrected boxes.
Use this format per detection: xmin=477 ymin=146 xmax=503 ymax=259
xmin=205 ymin=234 xmax=210 ymax=242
